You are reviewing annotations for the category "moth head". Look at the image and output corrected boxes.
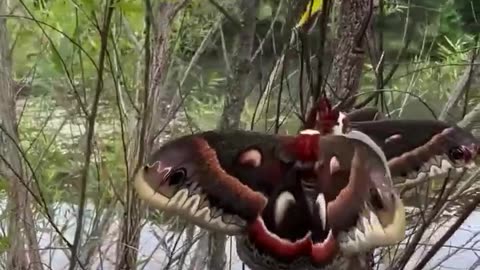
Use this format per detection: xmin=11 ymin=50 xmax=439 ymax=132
xmin=304 ymin=98 xmax=344 ymax=135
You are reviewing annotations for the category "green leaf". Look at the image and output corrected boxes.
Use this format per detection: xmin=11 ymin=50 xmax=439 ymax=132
xmin=257 ymin=3 xmax=273 ymax=20
xmin=0 ymin=236 xmax=10 ymax=253
xmin=0 ymin=179 xmax=8 ymax=193
xmin=119 ymin=0 xmax=144 ymax=14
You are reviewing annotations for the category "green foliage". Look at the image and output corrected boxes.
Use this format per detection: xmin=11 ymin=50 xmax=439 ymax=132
xmin=171 ymin=1 xmax=230 ymax=58
xmin=13 ymin=96 xmax=127 ymax=207
xmin=0 ymin=179 xmax=8 ymax=194
xmin=0 ymin=236 xmax=10 ymax=254
xmin=257 ymin=2 xmax=274 ymax=21
xmin=454 ymin=0 xmax=480 ymax=33
xmin=438 ymin=1 xmax=464 ymax=41
xmin=186 ymin=70 xmax=226 ymax=129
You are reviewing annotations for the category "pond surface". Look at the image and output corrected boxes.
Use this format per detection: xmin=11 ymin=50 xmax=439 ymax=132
xmin=29 ymin=202 xmax=480 ymax=270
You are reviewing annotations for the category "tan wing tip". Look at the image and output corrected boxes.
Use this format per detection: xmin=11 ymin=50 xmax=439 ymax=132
xmin=381 ymin=195 xmax=406 ymax=244
xmin=134 ymin=167 xmax=245 ymax=235
xmin=339 ymin=195 xmax=406 ymax=255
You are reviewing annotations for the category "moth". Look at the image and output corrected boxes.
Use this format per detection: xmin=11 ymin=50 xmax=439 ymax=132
xmin=134 ymin=129 xmax=403 ymax=269
xmin=134 ymin=100 xmax=479 ymax=270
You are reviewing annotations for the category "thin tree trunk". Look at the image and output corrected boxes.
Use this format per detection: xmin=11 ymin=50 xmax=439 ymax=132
xmin=78 ymin=206 xmax=116 ymax=268
xmin=326 ymin=0 xmax=373 ymax=268
xmin=205 ymin=1 xmax=260 ymax=270
xmin=115 ymin=2 xmax=187 ymax=269
xmin=439 ymin=43 xmax=480 ymax=122
xmin=217 ymin=0 xmax=260 ymax=131
xmin=327 ymin=0 xmax=372 ymax=108
xmin=0 ymin=1 xmax=42 ymax=269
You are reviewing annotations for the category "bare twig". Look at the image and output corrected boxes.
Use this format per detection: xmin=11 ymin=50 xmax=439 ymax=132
xmin=412 ymin=192 xmax=480 ymax=270
xmin=439 ymin=38 xmax=480 ymax=122
xmin=207 ymin=0 xmax=242 ymax=30
xmin=68 ymin=1 xmax=117 ymax=269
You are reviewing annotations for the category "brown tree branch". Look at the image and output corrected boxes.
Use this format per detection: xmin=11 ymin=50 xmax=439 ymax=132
xmin=0 ymin=1 xmax=42 ymax=269
xmin=207 ymin=0 xmax=242 ymax=30
xmin=115 ymin=1 xmax=189 ymax=269
xmin=208 ymin=0 xmax=260 ymax=269
xmin=412 ymin=192 xmax=480 ymax=270
xmin=439 ymin=39 xmax=480 ymax=122
xmin=327 ymin=0 xmax=373 ymax=111
xmin=68 ymin=1 xmax=117 ymax=269
xmin=218 ymin=0 xmax=260 ymax=130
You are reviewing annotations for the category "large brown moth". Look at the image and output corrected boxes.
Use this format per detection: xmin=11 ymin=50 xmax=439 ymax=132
xmin=134 ymin=131 xmax=404 ymax=268
xmin=134 ymin=99 xmax=479 ymax=269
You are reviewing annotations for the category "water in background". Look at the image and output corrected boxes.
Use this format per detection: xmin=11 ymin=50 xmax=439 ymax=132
xmin=21 ymin=201 xmax=480 ymax=270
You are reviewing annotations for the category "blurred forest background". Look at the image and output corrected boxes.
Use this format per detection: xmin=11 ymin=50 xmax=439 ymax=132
xmin=0 ymin=0 xmax=480 ymax=269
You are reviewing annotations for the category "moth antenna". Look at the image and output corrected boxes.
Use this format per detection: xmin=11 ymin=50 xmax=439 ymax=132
xmin=304 ymin=97 xmax=340 ymax=134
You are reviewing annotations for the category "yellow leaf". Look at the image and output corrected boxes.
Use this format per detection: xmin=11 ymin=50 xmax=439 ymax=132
xmin=296 ymin=0 xmax=324 ymax=28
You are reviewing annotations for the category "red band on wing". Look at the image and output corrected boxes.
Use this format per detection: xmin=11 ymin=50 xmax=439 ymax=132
xmin=193 ymin=137 xmax=268 ymax=218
